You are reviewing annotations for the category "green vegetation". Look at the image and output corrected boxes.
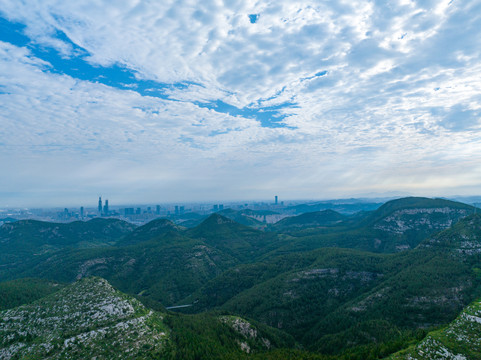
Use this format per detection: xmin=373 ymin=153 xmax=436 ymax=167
xmin=0 ymin=277 xmax=167 ymax=359
xmin=0 ymin=278 xmax=65 ymax=310
xmin=0 ymin=277 xmax=308 ymax=359
xmin=0 ymin=197 xmax=480 ymax=359
xmin=388 ymin=298 xmax=481 ymax=359
xmin=117 ymin=218 xmax=182 ymax=246
xmin=218 ymin=208 xmax=266 ymax=229
xmin=0 ymin=218 xmax=136 ymax=268
xmin=269 ymin=209 xmax=346 ymax=231
xmin=267 ymin=197 xmax=475 ymax=254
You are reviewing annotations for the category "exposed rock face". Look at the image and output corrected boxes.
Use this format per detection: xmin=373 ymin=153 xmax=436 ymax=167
xmin=388 ymin=299 xmax=481 ymax=359
xmin=219 ymin=315 xmax=272 ymax=353
xmin=213 ymin=214 xmax=236 ymax=224
xmin=374 ymin=208 xmax=470 ymax=234
xmin=292 ymin=268 xmax=382 ymax=283
xmin=0 ymin=277 xmax=167 ymax=359
xmin=419 ymin=214 xmax=481 ymax=256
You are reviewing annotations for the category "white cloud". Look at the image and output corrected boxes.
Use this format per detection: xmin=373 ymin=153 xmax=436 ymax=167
xmin=1 ymin=1 xmax=481 ymax=205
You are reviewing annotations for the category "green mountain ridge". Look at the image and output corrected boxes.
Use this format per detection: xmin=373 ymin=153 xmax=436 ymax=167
xmin=270 ymin=197 xmax=475 ymax=255
xmin=117 ymin=218 xmax=182 ymax=246
xmin=270 ymin=209 xmax=346 ymax=231
xmin=0 ymin=277 xmax=297 ymax=359
xmin=186 ymin=213 xmax=280 ymax=262
xmin=0 ymin=218 xmax=136 ymax=270
xmin=13 ymin=234 xmax=238 ymax=307
xmin=217 ymin=209 xmax=266 ymax=229
xmin=1 ymin=197 xmax=480 ymax=359
xmin=187 ymin=214 xmax=481 ymax=358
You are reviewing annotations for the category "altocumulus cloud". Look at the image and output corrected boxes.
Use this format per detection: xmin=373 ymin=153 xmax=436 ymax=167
xmin=1 ymin=0 xmax=481 ymax=206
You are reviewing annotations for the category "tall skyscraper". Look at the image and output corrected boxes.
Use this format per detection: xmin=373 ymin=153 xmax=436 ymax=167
xmin=156 ymin=205 xmax=160 ymax=215
xmin=98 ymin=196 xmax=102 ymax=214
xmin=103 ymin=199 xmax=109 ymax=215
xmin=80 ymin=206 xmax=84 ymax=219
xmin=275 ymin=195 xmax=278 ymax=205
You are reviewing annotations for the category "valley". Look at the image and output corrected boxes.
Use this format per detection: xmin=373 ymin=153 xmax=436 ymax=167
xmin=1 ymin=197 xmax=480 ymax=359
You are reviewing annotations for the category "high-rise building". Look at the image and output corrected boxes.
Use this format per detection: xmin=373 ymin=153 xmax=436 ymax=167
xmin=98 ymin=197 xmax=102 ymax=214
xmin=219 ymin=204 xmax=224 ymax=210
xmin=213 ymin=204 xmax=218 ymax=211
xmin=124 ymin=208 xmax=135 ymax=215
xmin=275 ymin=195 xmax=278 ymax=205
xmin=80 ymin=206 xmax=84 ymax=219
xmin=156 ymin=205 xmax=160 ymax=215
xmin=175 ymin=205 xmax=179 ymax=215
xmin=103 ymin=199 xmax=109 ymax=215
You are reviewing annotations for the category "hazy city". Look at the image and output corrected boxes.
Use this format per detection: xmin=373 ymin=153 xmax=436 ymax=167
xmin=0 ymin=195 xmax=380 ymax=224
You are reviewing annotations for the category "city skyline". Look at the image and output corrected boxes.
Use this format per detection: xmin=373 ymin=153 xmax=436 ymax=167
xmin=1 ymin=1 xmax=481 ymax=206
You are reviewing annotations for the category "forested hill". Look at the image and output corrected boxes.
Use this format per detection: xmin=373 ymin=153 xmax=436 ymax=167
xmin=0 ymin=277 xmax=299 ymax=359
xmin=0 ymin=218 xmax=136 ymax=267
xmin=0 ymin=197 xmax=480 ymax=359
xmin=266 ymin=196 xmax=475 ymax=254
xmin=270 ymin=209 xmax=346 ymax=231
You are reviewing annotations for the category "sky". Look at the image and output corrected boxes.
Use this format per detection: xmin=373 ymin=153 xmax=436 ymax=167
xmin=1 ymin=0 xmax=481 ymax=207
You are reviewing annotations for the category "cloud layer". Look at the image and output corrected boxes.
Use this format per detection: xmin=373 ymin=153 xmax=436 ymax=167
xmin=1 ymin=0 xmax=481 ymax=206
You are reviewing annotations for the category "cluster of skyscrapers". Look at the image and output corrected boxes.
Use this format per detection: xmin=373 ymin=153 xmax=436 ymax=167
xmin=98 ymin=197 xmax=109 ymax=215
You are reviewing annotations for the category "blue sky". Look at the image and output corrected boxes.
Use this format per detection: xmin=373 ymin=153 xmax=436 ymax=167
xmin=1 ymin=0 xmax=481 ymax=207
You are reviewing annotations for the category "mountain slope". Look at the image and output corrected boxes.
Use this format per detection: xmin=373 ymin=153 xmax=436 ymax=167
xmin=0 ymin=218 xmax=136 ymax=267
xmin=271 ymin=210 xmax=346 ymax=231
xmin=0 ymin=277 xmax=297 ymax=360
xmin=388 ymin=298 xmax=481 ymax=359
xmin=186 ymin=214 xmax=280 ymax=261
xmin=186 ymin=215 xmax=481 ymax=358
xmin=0 ymin=277 xmax=167 ymax=359
xmin=1 ymin=215 xmax=284 ymax=307
xmin=0 ymin=278 xmax=65 ymax=310
xmin=1 ymin=202 xmax=480 ymax=359
xmin=365 ymin=197 xmax=473 ymax=224
xmin=117 ymin=218 xmax=181 ymax=246
xmin=419 ymin=213 xmax=481 ymax=255
xmin=270 ymin=197 xmax=474 ymax=254
xmin=10 ymin=233 xmax=238 ymax=307
xmin=218 ymin=208 xmax=266 ymax=229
